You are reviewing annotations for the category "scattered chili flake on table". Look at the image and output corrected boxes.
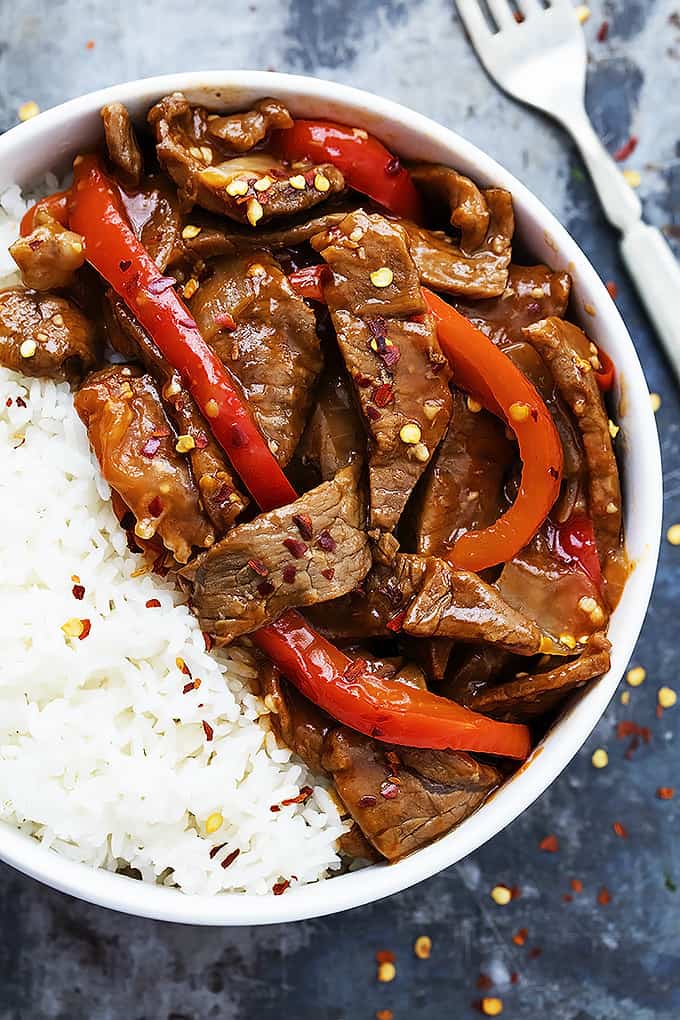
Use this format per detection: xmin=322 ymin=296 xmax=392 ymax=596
xmin=571 ymin=878 xmax=584 ymax=893
xmin=376 ymin=950 xmax=396 ymax=965
xmin=605 ymin=280 xmax=618 ymax=299
xmin=477 ymin=973 xmax=493 ymax=991
xmin=528 ymin=947 xmax=542 ymax=959
xmin=376 ymin=1011 xmax=394 ymax=1020
xmin=597 ymin=20 xmax=609 ymax=41
xmin=656 ymin=787 xmax=675 ymax=800
xmin=512 ymin=928 xmax=528 ymax=946
xmin=612 ymin=821 xmax=629 ymax=839
xmin=613 ymin=136 xmax=638 ymax=162
xmin=597 ymin=886 xmax=612 ymax=905
xmin=85 ymin=39 xmax=95 ymax=49
xmin=539 ymin=834 xmax=559 ymax=853
xmin=562 ymin=893 xmax=573 ymax=903
xmin=616 ymin=721 xmax=651 ymax=759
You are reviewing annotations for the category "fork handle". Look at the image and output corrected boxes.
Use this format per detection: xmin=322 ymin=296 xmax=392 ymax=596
xmin=560 ymin=106 xmax=680 ymax=380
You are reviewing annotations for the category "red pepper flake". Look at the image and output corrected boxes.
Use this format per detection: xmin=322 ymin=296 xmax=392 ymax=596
xmin=510 ymin=973 xmax=519 ymax=985
xmin=380 ymin=780 xmax=399 ymax=800
xmin=509 ymin=885 xmax=522 ymax=900
xmin=597 ymin=886 xmax=612 ymax=906
xmin=16 ymin=396 xmax=26 ymax=408
xmin=177 ymin=657 xmax=191 ymax=677
xmin=528 ymin=947 xmax=542 ymax=959
xmin=283 ymin=537 xmax=308 ymax=559
xmin=194 ymin=431 xmax=209 ymax=450
xmin=385 ymin=156 xmax=401 ymax=175
xmin=282 ymin=564 xmax=297 ymax=584
xmin=214 ymin=312 xmax=236 ymax=331
xmin=182 ymin=681 xmax=195 ymax=694
xmin=209 ymin=842 xmax=227 ymax=859
xmin=366 ymin=405 xmax=381 ymax=421
xmin=321 ymin=567 xmax=335 ymax=580
xmin=612 ymin=821 xmax=629 ymax=839
xmin=354 ymin=372 xmax=373 ymax=388
xmin=571 ymin=878 xmax=584 ymax=893
xmin=513 ymin=8 xmax=525 ymax=21
xmin=375 ymin=949 xmax=395 ymax=965
xmin=148 ymin=495 xmax=163 ymax=518
xmin=512 ymin=928 xmax=528 ymax=946
xmin=257 ymin=580 xmax=275 ymax=596
xmin=613 ymin=135 xmax=638 ymax=162
xmin=281 ymin=785 xmax=313 ymax=806
xmin=656 ymin=703 xmax=664 ymax=719
xmin=72 ymin=583 xmax=85 ymax=601
xmin=270 ymin=804 xmax=281 ymax=813
xmin=359 ymin=794 xmax=378 ymax=808
xmin=605 ymin=280 xmax=618 ymax=300
xmin=203 ymin=631 xmax=214 ymax=652
xmin=230 ymin=424 xmax=248 ymax=449
xmin=381 ymin=345 xmax=401 ymax=369
xmin=141 ymin=436 xmax=161 ymax=458
xmin=272 ymin=879 xmax=290 ymax=895
xmin=476 ymin=973 xmax=492 ymax=991
xmin=386 ymin=610 xmax=407 ymax=633
xmin=78 ymin=619 xmax=91 ymax=641
xmin=539 ymin=834 xmax=559 ymax=853
xmin=597 ymin=19 xmax=609 ymax=41
xmin=292 ymin=513 xmax=313 ymax=540
xmin=5 ymin=398 xmax=12 ymax=407
xmin=247 ymin=558 xmax=269 ymax=577
xmin=562 ymin=893 xmax=573 ymax=903
xmin=344 ymin=658 xmax=367 ymax=680
xmin=376 ymin=1011 xmax=394 ymax=1020
xmin=145 ymin=597 xmax=161 ymax=609
xmin=373 ymin=383 xmax=394 ymax=407
xmin=202 ymin=720 xmax=214 ymax=741
xmin=657 ymin=787 xmax=675 ymax=800
xmin=85 ymin=39 xmax=95 ymax=49
xmin=316 ymin=530 xmax=336 ymax=552
xmin=221 ymin=848 xmax=240 ymax=869
xmin=119 ymin=259 xmax=131 ymax=272
xmin=616 ymin=720 xmax=651 ymax=758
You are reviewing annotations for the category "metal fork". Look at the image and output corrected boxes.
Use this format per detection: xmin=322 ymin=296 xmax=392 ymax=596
xmin=455 ymin=0 xmax=680 ymax=379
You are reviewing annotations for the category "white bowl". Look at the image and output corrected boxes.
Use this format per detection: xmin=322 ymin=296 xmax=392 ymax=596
xmin=0 ymin=70 xmax=662 ymax=925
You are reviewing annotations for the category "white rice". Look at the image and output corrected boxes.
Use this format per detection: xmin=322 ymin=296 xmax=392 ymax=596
xmin=0 ymin=186 xmax=347 ymax=895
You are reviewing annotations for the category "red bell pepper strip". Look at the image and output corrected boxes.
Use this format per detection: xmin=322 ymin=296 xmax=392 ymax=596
xmin=67 ymin=156 xmax=530 ymax=760
xmin=288 ymin=264 xmax=330 ymax=303
xmin=422 ymin=288 xmax=564 ymax=573
xmin=594 ymin=346 xmax=615 ymax=392
xmin=68 ymin=155 xmax=296 ymax=513
xmin=20 ymin=189 xmax=71 ymax=235
xmin=252 ymin=611 xmax=532 ymax=760
xmin=272 ymin=119 xmax=423 ymax=222
xmin=547 ymin=514 xmax=602 ymax=587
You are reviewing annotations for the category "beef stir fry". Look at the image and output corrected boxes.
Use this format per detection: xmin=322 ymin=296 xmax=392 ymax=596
xmin=1 ymin=95 xmax=626 ymax=865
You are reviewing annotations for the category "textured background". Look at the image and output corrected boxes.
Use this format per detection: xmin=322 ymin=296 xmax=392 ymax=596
xmin=0 ymin=1 xmax=679 ymax=1017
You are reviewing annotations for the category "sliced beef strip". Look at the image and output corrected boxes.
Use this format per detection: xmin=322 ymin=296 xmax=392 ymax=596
xmin=401 ymin=635 xmax=453 ymax=683
xmin=523 ymin=317 xmax=622 ymax=566
xmin=257 ymin=659 xmax=331 ymax=773
xmin=312 ymin=209 xmax=452 ymax=531
xmin=101 ymin=102 xmax=143 ymax=188
xmin=206 ymin=97 xmax=293 ymax=152
xmin=182 ymin=207 xmax=349 ymax=260
xmin=322 ymin=728 xmax=501 ymax=861
xmin=439 ymin=644 xmax=515 ymax=704
xmin=409 ymin=163 xmax=492 ymax=249
xmin=74 ymin=365 xmax=215 ymax=563
xmin=0 ymin=287 xmax=97 ymax=381
xmin=453 ymin=264 xmax=571 ymax=348
xmin=402 ymin=556 xmax=544 ymax=655
xmin=497 ymin=526 xmax=608 ymax=648
xmin=403 ymin=189 xmax=514 ymax=299
xmin=297 ymin=346 xmax=364 ymax=483
xmin=410 ymin=387 xmax=515 ymax=557
xmin=190 ymin=250 xmax=322 ymax=466
xmin=465 ymin=632 xmax=611 ymax=722
xmin=148 ymin=93 xmax=344 ymax=224
xmin=106 ymin=292 xmax=247 ymax=533
xmin=117 ymin=174 xmax=183 ymax=272
xmin=9 ymin=211 xmax=86 ymax=292
xmin=181 ymin=466 xmax=372 ymax=643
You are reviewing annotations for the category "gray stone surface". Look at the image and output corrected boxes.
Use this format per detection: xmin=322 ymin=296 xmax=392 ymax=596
xmin=0 ymin=0 xmax=678 ymax=1017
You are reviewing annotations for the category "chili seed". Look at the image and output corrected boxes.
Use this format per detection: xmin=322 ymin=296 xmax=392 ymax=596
xmin=370 ymin=267 xmax=394 ymax=288
xmin=205 ymin=812 xmax=223 ymax=834
xmin=399 ymin=423 xmax=421 ymax=445
xmin=413 ymin=935 xmax=431 ymax=959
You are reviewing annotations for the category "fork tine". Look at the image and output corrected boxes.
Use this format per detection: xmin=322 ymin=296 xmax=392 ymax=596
xmin=485 ymin=0 xmax=518 ymax=29
xmin=454 ymin=0 xmax=493 ymax=46
xmin=515 ymin=0 xmax=542 ymax=15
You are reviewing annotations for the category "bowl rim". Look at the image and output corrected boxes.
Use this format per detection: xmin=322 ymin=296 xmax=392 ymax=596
xmin=0 ymin=69 xmax=662 ymax=926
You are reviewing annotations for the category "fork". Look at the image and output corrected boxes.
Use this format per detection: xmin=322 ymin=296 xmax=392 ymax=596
xmin=455 ymin=0 xmax=680 ymax=380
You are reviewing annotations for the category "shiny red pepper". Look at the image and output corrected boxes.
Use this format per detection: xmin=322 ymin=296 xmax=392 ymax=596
xmin=68 ymin=155 xmax=296 ymax=513
xmin=272 ymin=119 xmax=423 ymax=222
xmin=252 ymin=611 xmax=532 ymax=760
xmin=288 ymin=264 xmax=330 ymax=303
xmin=594 ymin=346 xmax=615 ymax=392
xmin=20 ymin=189 xmax=72 ymax=235
xmin=422 ymin=288 xmax=564 ymax=572
xmin=547 ymin=515 xmax=602 ymax=587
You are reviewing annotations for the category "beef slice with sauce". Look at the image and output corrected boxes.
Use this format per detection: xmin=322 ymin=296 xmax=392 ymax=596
xmin=403 ymin=164 xmax=514 ymax=298
xmin=101 ymin=102 xmax=143 ymax=188
xmin=9 ymin=212 xmax=86 ymax=292
xmin=312 ymin=210 xmax=452 ymax=532
xmin=148 ymin=93 xmax=344 ymax=224
xmin=106 ymin=292 xmax=248 ymax=534
xmin=462 ymin=632 xmax=611 ymax=722
xmin=181 ymin=465 xmax=372 ymax=642
xmin=75 ymin=365 xmax=215 ymax=563
xmin=410 ymin=387 xmax=515 ymax=557
xmin=323 ymin=728 xmax=501 ymax=861
xmin=0 ymin=288 xmax=97 ymax=381
xmin=190 ymin=250 xmax=322 ymax=466
xmin=523 ymin=317 xmax=623 ymax=576
xmin=296 ymin=345 xmax=365 ymax=483
xmin=182 ymin=207 xmax=350 ymax=261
